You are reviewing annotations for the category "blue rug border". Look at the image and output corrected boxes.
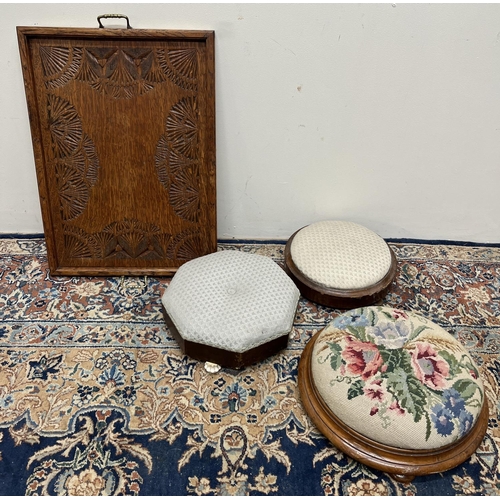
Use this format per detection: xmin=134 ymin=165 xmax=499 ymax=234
xmin=219 ymin=237 xmax=500 ymax=248
xmin=0 ymin=233 xmax=45 ymax=239
xmin=1 ymin=233 xmax=499 ymax=248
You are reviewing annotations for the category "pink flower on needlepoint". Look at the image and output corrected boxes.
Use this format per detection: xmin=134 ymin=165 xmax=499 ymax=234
xmin=411 ymin=342 xmax=450 ymax=390
xmin=363 ymin=379 xmax=384 ymax=401
xmin=342 ymin=336 xmax=384 ymax=381
xmin=388 ymin=400 xmax=406 ymax=416
xmin=392 ymin=309 xmax=409 ymax=321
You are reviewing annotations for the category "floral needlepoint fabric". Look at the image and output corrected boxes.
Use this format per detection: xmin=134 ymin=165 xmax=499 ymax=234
xmin=311 ymin=306 xmax=484 ymax=450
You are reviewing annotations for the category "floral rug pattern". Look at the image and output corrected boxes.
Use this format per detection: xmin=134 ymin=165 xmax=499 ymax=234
xmin=0 ymin=238 xmax=499 ymax=495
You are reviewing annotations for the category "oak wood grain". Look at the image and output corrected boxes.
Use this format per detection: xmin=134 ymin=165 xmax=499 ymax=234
xmin=17 ymin=25 xmax=216 ymax=276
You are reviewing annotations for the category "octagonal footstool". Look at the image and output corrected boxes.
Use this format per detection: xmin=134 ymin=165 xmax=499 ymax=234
xmin=161 ymin=250 xmax=300 ymax=370
xmin=298 ymin=306 xmax=488 ymax=482
xmin=284 ymin=221 xmax=397 ymax=308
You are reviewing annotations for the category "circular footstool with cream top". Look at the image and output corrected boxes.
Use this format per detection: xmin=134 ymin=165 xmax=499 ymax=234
xmin=298 ymin=305 xmax=488 ymax=482
xmin=284 ymin=221 xmax=397 ymax=308
xmin=161 ymin=250 xmax=300 ymax=370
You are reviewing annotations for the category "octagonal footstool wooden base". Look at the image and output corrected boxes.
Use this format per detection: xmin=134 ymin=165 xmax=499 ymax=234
xmin=285 ymin=221 xmax=398 ymax=309
xmin=298 ymin=306 xmax=489 ymax=482
xmin=161 ymin=250 xmax=300 ymax=370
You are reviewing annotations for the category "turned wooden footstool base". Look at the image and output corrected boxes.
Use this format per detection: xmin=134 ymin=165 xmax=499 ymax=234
xmin=298 ymin=306 xmax=489 ymax=482
xmin=285 ymin=221 xmax=397 ymax=309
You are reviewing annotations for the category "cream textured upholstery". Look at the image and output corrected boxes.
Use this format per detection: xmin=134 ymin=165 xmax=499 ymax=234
xmin=290 ymin=221 xmax=392 ymax=290
xmin=162 ymin=250 xmax=300 ymax=353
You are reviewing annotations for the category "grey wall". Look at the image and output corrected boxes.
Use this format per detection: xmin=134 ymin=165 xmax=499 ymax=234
xmin=2 ymin=3 xmax=500 ymax=242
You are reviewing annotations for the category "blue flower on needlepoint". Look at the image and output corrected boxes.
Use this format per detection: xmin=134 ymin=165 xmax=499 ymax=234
xmin=431 ymin=404 xmax=455 ymax=436
xmin=443 ymin=388 xmax=466 ymax=418
xmin=332 ymin=311 xmax=370 ymax=329
xmin=457 ymin=263 xmax=473 ymax=275
xmin=98 ymin=365 xmax=126 ymax=387
xmin=37 ymin=287 xmax=60 ymax=301
xmin=458 ymin=409 xmax=474 ymax=437
xmin=8 ymin=350 xmax=29 ymax=365
xmin=367 ymin=321 xmax=410 ymax=349
xmin=220 ymin=383 xmax=248 ymax=412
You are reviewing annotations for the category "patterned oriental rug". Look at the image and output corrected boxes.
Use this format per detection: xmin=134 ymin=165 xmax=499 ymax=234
xmin=0 ymin=237 xmax=499 ymax=496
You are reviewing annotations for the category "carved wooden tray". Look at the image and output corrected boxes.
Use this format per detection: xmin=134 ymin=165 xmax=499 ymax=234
xmin=17 ymin=22 xmax=216 ymax=276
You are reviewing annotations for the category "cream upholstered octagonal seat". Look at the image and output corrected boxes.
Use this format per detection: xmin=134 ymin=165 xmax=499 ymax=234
xmin=285 ymin=220 xmax=397 ymax=308
xmin=161 ymin=250 xmax=300 ymax=369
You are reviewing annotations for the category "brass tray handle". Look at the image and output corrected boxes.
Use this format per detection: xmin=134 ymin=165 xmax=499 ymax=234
xmin=97 ymin=14 xmax=132 ymax=29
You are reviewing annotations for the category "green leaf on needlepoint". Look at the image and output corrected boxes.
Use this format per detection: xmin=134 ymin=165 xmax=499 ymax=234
xmin=439 ymin=350 xmax=460 ymax=377
xmin=453 ymin=378 xmax=481 ymax=401
xmin=328 ymin=342 xmax=343 ymax=371
xmin=425 ymin=412 xmax=432 ymax=441
xmin=378 ymin=347 xmax=412 ymax=374
xmin=408 ymin=324 xmax=429 ymax=342
xmin=347 ymin=379 xmax=364 ymax=400
xmin=386 ymin=368 xmax=427 ymax=423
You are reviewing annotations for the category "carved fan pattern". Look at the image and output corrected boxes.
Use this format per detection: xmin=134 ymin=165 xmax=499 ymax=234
xmin=40 ymin=46 xmax=83 ymax=90
xmin=155 ymin=97 xmax=201 ymax=222
xmin=47 ymin=95 xmax=101 ymax=221
xmin=62 ymin=222 xmax=205 ymax=262
xmin=39 ymin=46 xmax=199 ymax=97
xmin=47 ymin=94 xmax=82 ymax=157
xmin=166 ymin=97 xmax=199 ymax=159
xmin=167 ymin=228 xmax=207 ymax=261
xmin=63 ymin=226 xmax=99 ymax=259
xmin=168 ymin=166 xmax=201 ymax=222
xmin=157 ymin=48 xmax=198 ymax=91
xmin=63 ymin=219 xmax=173 ymax=261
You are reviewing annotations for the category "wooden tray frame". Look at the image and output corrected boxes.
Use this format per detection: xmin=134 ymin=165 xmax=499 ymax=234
xmin=17 ymin=24 xmax=216 ymax=276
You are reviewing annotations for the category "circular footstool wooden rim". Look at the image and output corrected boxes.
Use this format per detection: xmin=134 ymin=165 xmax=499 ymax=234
xmin=284 ymin=228 xmax=398 ymax=309
xmin=298 ymin=329 xmax=489 ymax=483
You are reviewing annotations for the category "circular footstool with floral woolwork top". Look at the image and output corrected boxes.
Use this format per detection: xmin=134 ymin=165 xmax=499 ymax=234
xmin=298 ymin=306 xmax=488 ymax=482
